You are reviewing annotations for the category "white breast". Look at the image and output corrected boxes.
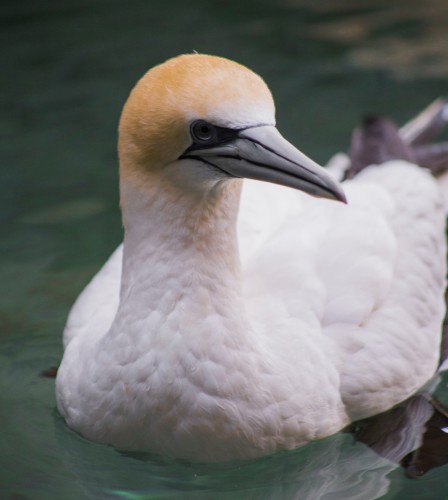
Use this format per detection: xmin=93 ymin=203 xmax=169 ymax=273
xmin=57 ymin=160 xmax=446 ymax=460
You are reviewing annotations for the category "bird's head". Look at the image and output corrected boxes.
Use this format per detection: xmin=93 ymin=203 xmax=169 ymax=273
xmin=118 ymin=53 xmax=345 ymax=202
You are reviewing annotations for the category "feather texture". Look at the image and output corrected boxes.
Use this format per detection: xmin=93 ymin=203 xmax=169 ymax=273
xmin=56 ymin=55 xmax=447 ymax=462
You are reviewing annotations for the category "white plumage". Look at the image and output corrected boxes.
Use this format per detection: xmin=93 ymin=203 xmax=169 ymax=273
xmin=56 ymin=54 xmax=447 ymax=462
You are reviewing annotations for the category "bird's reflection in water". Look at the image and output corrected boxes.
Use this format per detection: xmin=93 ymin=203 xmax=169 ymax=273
xmin=349 ymin=388 xmax=448 ymax=479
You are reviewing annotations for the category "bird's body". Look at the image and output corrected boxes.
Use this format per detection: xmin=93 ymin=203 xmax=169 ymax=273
xmin=56 ymin=54 xmax=447 ymax=462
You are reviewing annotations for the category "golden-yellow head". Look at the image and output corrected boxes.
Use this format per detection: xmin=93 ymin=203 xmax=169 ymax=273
xmin=118 ymin=54 xmax=345 ymax=204
xmin=119 ymin=54 xmax=275 ymax=173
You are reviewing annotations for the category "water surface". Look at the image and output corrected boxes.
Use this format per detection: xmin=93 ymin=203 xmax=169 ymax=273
xmin=2 ymin=0 xmax=448 ymax=498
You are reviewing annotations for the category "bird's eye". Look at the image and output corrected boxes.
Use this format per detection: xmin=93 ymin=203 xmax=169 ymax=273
xmin=191 ymin=120 xmax=217 ymax=145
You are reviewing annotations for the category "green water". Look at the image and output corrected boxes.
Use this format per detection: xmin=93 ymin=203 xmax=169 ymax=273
xmin=2 ymin=0 xmax=448 ymax=498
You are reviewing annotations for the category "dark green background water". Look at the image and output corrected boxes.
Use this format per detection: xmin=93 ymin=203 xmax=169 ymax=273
xmin=2 ymin=0 xmax=448 ymax=498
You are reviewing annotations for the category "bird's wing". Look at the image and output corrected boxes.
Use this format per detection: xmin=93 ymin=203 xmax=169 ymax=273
xmin=62 ymin=245 xmax=123 ymax=349
xmin=336 ymin=162 xmax=446 ymax=418
xmin=240 ymin=160 xmax=446 ymax=419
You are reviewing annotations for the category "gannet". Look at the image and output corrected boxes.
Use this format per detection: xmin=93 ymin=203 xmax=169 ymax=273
xmin=56 ymin=54 xmax=447 ymax=462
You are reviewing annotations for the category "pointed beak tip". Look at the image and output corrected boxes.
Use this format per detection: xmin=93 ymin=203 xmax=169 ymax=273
xmin=320 ymin=176 xmax=347 ymax=204
xmin=336 ymin=189 xmax=348 ymax=205
xmin=321 ymin=188 xmax=347 ymax=204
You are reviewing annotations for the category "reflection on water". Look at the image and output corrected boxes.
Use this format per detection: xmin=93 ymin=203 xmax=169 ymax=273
xmin=285 ymin=0 xmax=448 ymax=78
xmin=1 ymin=0 xmax=448 ymax=498
xmin=56 ymin=428 xmax=395 ymax=500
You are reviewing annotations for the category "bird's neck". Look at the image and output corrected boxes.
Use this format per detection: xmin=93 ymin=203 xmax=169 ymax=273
xmin=116 ymin=175 xmax=248 ymax=334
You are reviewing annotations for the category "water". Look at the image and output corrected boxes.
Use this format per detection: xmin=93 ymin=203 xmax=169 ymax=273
xmin=1 ymin=0 xmax=448 ymax=498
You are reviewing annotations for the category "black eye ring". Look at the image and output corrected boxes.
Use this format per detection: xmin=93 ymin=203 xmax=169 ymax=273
xmin=190 ymin=120 xmax=217 ymax=145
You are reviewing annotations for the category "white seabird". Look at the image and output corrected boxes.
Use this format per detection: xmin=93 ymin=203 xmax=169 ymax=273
xmin=56 ymin=54 xmax=447 ymax=462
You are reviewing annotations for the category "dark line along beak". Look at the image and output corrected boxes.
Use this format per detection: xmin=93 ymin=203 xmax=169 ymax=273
xmin=182 ymin=125 xmax=346 ymax=203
